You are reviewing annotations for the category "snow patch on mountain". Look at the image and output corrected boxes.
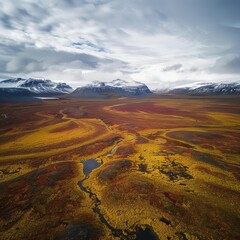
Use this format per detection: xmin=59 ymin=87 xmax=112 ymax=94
xmin=87 ymin=79 xmax=146 ymax=88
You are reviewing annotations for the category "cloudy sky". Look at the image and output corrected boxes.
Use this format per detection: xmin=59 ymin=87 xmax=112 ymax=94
xmin=0 ymin=0 xmax=240 ymax=89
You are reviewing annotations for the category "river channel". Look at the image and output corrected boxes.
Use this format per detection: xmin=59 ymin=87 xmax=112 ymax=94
xmin=78 ymin=144 xmax=159 ymax=240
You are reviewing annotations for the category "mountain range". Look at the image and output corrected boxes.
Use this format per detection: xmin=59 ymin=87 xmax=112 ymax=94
xmin=165 ymin=82 xmax=240 ymax=95
xmin=0 ymin=78 xmax=239 ymax=102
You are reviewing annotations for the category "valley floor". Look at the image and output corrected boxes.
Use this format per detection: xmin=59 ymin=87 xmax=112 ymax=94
xmin=0 ymin=96 xmax=240 ymax=240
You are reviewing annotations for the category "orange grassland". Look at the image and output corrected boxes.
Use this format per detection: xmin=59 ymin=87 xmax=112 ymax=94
xmin=0 ymin=96 xmax=240 ymax=240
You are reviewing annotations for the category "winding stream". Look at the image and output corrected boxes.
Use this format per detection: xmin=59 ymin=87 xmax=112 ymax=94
xmin=78 ymin=143 xmax=159 ymax=240
xmin=78 ymin=157 xmax=130 ymax=239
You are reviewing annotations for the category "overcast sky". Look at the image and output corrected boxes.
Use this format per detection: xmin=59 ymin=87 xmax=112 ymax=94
xmin=0 ymin=0 xmax=240 ymax=89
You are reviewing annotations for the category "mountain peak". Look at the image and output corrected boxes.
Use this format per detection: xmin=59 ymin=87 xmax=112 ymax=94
xmin=71 ymin=79 xmax=152 ymax=98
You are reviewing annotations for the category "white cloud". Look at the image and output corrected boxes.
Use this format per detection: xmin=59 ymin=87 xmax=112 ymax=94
xmin=212 ymin=54 xmax=240 ymax=73
xmin=5 ymin=57 xmax=44 ymax=73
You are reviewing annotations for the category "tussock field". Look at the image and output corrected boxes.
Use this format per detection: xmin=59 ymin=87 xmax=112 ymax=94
xmin=0 ymin=96 xmax=240 ymax=240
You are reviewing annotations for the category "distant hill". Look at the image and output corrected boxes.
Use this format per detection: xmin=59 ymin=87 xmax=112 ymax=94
xmin=70 ymin=79 xmax=152 ymax=98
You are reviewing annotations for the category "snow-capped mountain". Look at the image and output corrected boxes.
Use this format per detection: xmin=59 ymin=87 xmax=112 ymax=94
xmin=87 ymin=79 xmax=147 ymax=88
xmin=70 ymin=79 xmax=152 ymax=98
xmin=159 ymin=82 xmax=240 ymax=95
xmin=0 ymin=78 xmax=73 ymax=95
